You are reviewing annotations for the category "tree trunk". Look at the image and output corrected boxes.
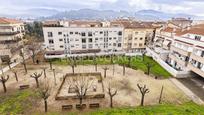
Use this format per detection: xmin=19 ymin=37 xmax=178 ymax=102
xmin=2 ymin=82 xmax=7 ymax=93
xmin=159 ymin=86 xmax=164 ymax=104
xmin=95 ymin=64 xmax=97 ymax=72
xmin=49 ymin=61 xmax=52 ymax=70
xmin=123 ymin=64 xmax=125 ymax=76
xmin=32 ymin=51 xmax=35 ymax=63
xmin=79 ymin=97 xmax=83 ymax=106
xmin=112 ymin=64 xmax=115 ymax=76
xmin=104 ymin=70 xmax=107 ymax=78
xmin=147 ymin=67 xmax=150 ymax=75
xmin=35 ymin=78 xmax=39 ymax=88
xmin=14 ymin=73 xmax=18 ymax=82
xmin=110 ymin=96 xmax=113 ymax=108
xmin=141 ymin=94 xmax=144 ymax=106
xmin=44 ymin=69 xmax=47 ymax=78
xmin=44 ymin=99 xmax=48 ymax=112
xmin=72 ymin=66 xmax=75 ymax=74
xmin=23 ymin=62 xmax=27 ymax=74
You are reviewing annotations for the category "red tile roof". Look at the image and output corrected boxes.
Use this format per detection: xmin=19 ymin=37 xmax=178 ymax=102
xmin=0 ymin=17 xmax=23 ymax=24
xmin=176 ymin=24 xmax=204 ymax=36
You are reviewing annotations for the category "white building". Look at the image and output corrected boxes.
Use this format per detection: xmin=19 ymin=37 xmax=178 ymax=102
xmin=0 ymin=17 xmax=25 ymax=62
xmin=43 ymin=21 xmax=124 ymax=58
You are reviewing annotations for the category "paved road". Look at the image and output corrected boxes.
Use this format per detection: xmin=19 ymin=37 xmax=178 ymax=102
xmin=177 ymin=76 xmax=204 ymax=102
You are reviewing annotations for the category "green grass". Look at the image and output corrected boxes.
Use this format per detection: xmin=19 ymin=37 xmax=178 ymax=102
xmin=34 ymin=102 xmax=204 ymax=115
xmin=0 ymin=89 xmax=38 ymax=115
xmin=51 ymin=55 xmax=171 ymax=78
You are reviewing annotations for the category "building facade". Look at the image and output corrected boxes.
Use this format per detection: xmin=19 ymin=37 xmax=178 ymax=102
xmin=0 ymin=17 xmax=25 ymax=62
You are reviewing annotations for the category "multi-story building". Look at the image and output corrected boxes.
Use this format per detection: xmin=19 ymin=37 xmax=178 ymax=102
xmin=110 ymin=20 xmax=155 ymax=52
xmin=0 ymin=17 xmax=25 ymax=62
xmin=43 ymin=20 xmax=124 ymax=58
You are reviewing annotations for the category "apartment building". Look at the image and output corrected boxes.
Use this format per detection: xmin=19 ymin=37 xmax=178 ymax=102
xmin=0 ymin=17 xmax=25 ymax=62
xmin=43 ymin=20 xmax=123 ymax=58
xmin=110 ymin=20 xmax=155 ymax=52
xmin=168 ymin=24 xmax=204 ymax=77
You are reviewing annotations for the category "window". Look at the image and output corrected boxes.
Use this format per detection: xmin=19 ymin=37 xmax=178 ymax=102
xmin=100 ymin=31 xmax=103 ymax=34
xmin=82 ymin=45 xmax=86 ymax=49
xmin=134 ymin=43 xmax=137 ymax=46
xmin=82 ymin=38 xmax=86 ymax=43
xmin=109 ymin=37 xmax=112 ymax=40
xmin=75 ymin=32 xmax=78 ymax=34
xmin=89 ymin=38 xmax=92 ymax=43
xmin=118 ymin=31 xmax=122 ymax=36
xmin=118 ymin=43 xmax=121 ymax=47
xmin=140 ymin=37 xmax=143 ymax=40
xmin=88 ymin=32 xmax=92 ymax=37
xmin=48 ymin=32 xmax=53 ymax=37
xmin=60 ymin=45 xmax=64 ymax=48
xmin=95 ymin=38 xmax=98 ymax=40
xmin=59 ymin=39 xmax=63 ymax=41
xmin=70 ymin=32 xmax=73 ymax=35
xmin=139 ymin=43 xmax=143 ymax=47
xmin=48 ymin=39 xmax=54 ymax=44
xmin=195 ymin=36 xmax=201 ymax=41
xmin=75 ymin=39 xmax=79 ymax=41
xmin=113 ymin=43 xmax=116 ymax=46
xmin=114 ymin=37 xmax=117 ymax=40
xmin=135 ymin=32 xmax=138 ymax=35
xmin=81 ymin=32 xmax=86 ymax=36
xmin=135 ymin=37 xmax=138 ymax=40
xmin=58 ymin=32 xmax=62 ymax=35
xmin=88 ymin=44 xmax=93 ymax=48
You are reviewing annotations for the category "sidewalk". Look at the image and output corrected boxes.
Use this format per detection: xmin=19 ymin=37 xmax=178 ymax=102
xmin=170 ymin=78 xmax=204 ymax=105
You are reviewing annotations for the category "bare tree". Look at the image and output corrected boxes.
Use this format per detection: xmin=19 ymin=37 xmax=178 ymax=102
xmin=0 ymin=75 xmax=9 ymax=93
xmin=107 ymin=83 xmax=117 ymax=108
xmin=142 ymin=51 xmax=146 ymax=61
xmin=102 ymin=66 xmax=109 ymax=78
xmin=26 ymin=38 xmax=40 ymax=64
xmin=38 ymin=81 xmax=51 ymax=112
xmin=137 ymin=84 xmax=150 ymax=106
xmin=68 ymin=76 xmax=93 ymax=107
xmin=122 ymin=63 xmax=126 ymax=76
xmin=20 ymin=50 xmax=27 ymax=73
xmin=30 ymin=72 xmax=43 ymax=88
xmin=127 ymin=56 xmax=131 ymax=67
xmin=145 ymin=62 xmax=154 ymax=75
xmin=12 ymin=69 xmax=18 ymax=82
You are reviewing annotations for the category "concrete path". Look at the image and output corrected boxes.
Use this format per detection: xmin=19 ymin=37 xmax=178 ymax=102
xmin=170 ymin=78 xmax=204 ymax=105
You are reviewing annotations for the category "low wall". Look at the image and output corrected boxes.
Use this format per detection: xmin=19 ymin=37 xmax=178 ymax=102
xmin=146 ymin=47 xmax=190 ymax=78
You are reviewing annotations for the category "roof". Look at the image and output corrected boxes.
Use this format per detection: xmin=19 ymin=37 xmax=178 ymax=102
xmin=110 ymin=20 xmax=154 ymax=29
xmin=162 ymin=27 xmax=182 ymax=33
xmin=69 ymin=20 xmax=102 ymax=27
xmin=0 ymin=17 xmax=23 ymax=24
xmin=176 ymin=24 xmax=204 ymax=36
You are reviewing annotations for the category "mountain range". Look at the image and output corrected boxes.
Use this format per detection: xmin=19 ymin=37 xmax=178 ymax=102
xmin=1 ymin=8 xmax=203 ymax=21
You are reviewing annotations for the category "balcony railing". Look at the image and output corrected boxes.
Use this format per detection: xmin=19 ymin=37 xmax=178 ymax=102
xmin=171 ymin=45 xmax=189 ymax=56
xmin=0 ymin=31 xmax=20 ymax=35
xmin=188 ymin=64 xmax=204 ymax=78
xmin=190 ymin=53 xmax=204 ymax=64
xmin=169 ymin=54 xmax=188 ymax=67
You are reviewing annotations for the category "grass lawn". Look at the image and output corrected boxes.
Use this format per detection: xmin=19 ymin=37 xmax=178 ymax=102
xmin=0 ymin=89 xmax=38 ymax=115
xmin=51 ymin=55 xmax=171 ymax=78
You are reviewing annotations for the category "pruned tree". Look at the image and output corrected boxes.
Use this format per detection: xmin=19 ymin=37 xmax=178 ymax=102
xmin=107 ymin=83 xmax=117 ymax=108
xmin=20 ymin=50 xmax=27 ymax=73
xmin=30 ymin=72 xmax=43 ymax=88
xmin=145 ymin=62 xmax=154 ymax=75
xmin=38 ymin=81 xmax=51 ymax=113
xmin=0 ymin=75 xmax=9 ymax=93
xmin=12 ymin=69 xmax=18 ymax=82
xmin=137 ymin=84 xmax=150 ymax=106
xmin=127 ymin=56 xmax=131 ymax=67
xmin=110 ymin=54 xmax=114 ymax=64
xmin=27 ymin=38 xmax=40 ymax=64
xmin=112 ymin=61 xmax=115 ymax=76
xmin=102 ymin=66 xmax=109 ymax=78
xmin=68 ymin=76 xmax=93 ymax=107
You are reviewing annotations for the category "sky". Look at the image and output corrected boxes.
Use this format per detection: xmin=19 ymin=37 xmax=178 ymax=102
xmin=0 ymin=0 xmax=204 ymax=16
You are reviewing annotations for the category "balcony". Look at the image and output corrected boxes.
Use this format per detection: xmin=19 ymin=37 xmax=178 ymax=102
xmin=171 ymin=46 xmax=189 ymax=56
xmin=190 ymin=53 xmax=204 ymax=64
xmin=188 ymin=64 xmax=204 ymax=78
xmin=169 ymin=54 xmax=188 ymax=67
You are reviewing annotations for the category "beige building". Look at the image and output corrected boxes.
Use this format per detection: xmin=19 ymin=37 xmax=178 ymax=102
xmin=110 ymin=20 xmax=155 ymax=52
xmin=0 ymin=17 xmax=25 ymax=62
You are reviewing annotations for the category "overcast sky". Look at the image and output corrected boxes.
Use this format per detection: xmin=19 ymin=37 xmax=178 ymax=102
xmin=0 ymin=0 xmax=204 ymax=16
